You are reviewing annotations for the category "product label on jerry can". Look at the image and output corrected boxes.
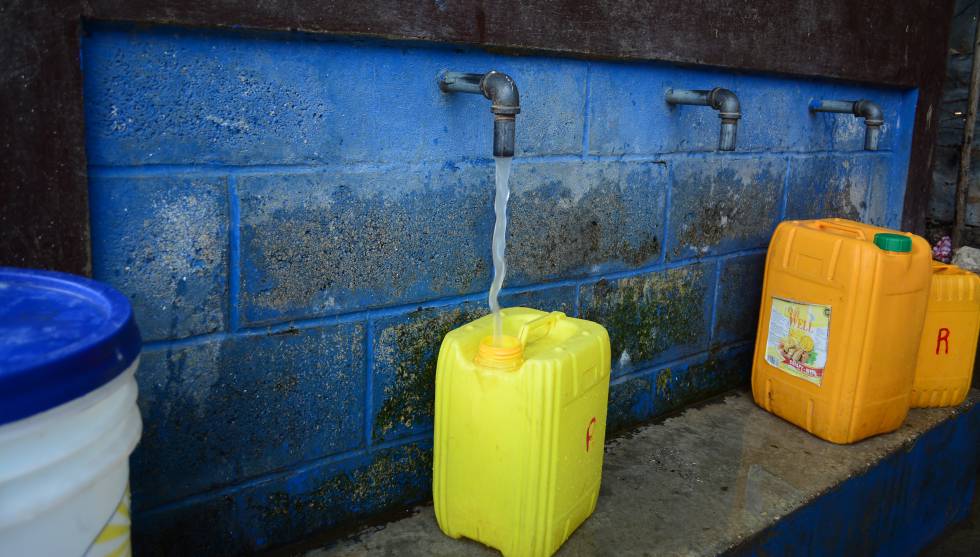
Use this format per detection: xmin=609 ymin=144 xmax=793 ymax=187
xmin=84 ymin=485 xmax=131 ymax=557
xmin=765 ymin=298 xmax=830 ymax=385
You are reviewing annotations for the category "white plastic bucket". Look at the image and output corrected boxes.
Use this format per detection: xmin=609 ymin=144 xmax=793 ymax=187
xmin=0 ymin=268 xmax=143 ymax=557
xmin=0 ymin=361 xmax=141 ymax=556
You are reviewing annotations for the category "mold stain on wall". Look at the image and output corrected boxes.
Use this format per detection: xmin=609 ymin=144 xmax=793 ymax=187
xmin=506 ymin=161 xmax=666 ymax=284
xmin=372 ymin=304 xmax=486 ymax=441
xmin=238 ymin=166 xmax=492 ymax=325
xmin=259 ymin=443 xmax=432 ymax=522
xmin=669 ymin=158 xmax=783 ymax=260
xmin=581 ymin=264 xmax=712 ymax=374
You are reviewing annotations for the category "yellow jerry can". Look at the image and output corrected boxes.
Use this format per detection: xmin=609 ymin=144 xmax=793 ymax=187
xmin=433 ymin=307 xmax=611 ymax=557
xmin=751 ymin=218 xmax=932 ymax=444
xmin=911 ymin=262 xmax=980 ymax=407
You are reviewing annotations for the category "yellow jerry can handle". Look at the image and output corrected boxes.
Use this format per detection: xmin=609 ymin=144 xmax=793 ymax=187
xmin=475 ymin=311 xmax=567 ymax=371
xmin=518 ymin=311 xmax=566 ymax=348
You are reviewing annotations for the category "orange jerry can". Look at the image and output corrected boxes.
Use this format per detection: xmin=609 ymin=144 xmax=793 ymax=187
xmin=911 ymin=262 xmax=980 ymax=407
xmin=751 ymin=218 xmax=932 ymax=444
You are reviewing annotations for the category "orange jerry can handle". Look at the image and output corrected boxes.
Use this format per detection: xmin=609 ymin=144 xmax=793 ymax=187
xmin=810 ymin=220 xmax=866 ymax=240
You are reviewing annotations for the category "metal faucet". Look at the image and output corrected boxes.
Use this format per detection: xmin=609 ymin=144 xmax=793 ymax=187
xmin=810 ymin=99 xmax=884 ymax=151
xmin=439 ymin=70 xmax=521 ymax=157
xmin=665 ymin=87 xmax=741 ymax=151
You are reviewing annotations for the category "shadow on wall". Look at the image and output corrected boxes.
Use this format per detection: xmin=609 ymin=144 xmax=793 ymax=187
xmin=82 ymin=22 xmax=918 ymax=555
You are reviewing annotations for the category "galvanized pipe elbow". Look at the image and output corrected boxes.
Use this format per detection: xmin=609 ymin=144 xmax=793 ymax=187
xmin=707 ymin=88 xmax=741 ymax=119
xmin=853 ymin=100 xmax=883 ymax=151
xmin=708 ymin=88 xmax=740 ymax=151
xmin=665 ymin=87 xmax=741 ymax=151
xmin=480 ymin=71 xmax=520 ymax=117
xmin=810 ymin=99 xmax=884 ymax=151
xmin=439 ymin=70 xmax=521 ymax=157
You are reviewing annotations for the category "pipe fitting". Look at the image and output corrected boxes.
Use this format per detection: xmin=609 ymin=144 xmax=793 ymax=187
xmin=480 ymin=71 xmax=520 ymax=117
xmin=665 ymin=87 xmax=741 ymax=151
xmin=707 ymin=87 xmax=741 ymax=121
xmin=810 ymin=99 xmax=884 ymax=151
xmin=439 ymin=70 xmax=521 ymax=157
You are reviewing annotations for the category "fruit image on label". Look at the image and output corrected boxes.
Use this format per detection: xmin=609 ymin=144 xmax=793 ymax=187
xmin=764 ymin=297 xmax=830 ymax=385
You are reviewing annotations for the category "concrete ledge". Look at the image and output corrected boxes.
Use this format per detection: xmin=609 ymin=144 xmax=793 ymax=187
xmin=298 ymin=389 xmax=980 ymax=557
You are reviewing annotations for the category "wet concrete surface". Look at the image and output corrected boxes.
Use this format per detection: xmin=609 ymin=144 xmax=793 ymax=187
xmin=299 ymin=389 xmax=979 ymax=557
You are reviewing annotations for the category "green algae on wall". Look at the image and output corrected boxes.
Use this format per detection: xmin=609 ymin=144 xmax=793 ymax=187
xmin=581 ymin=263 xmax=714 ymax=373
xmin=370 ymin=286 xmax=579 ymax=443
xmin=259 ymin=443 xmax=433 ymax=520
xmin=372 ymin=304 xmax=486 ymax=441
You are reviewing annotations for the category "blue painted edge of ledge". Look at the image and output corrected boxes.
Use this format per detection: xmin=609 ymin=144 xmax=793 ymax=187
xmin=729 ymin=395 xmax=980 ymax=557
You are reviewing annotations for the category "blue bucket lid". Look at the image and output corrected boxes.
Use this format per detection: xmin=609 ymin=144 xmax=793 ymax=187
xmin=0 ymin=267 xmax=141 ymax=425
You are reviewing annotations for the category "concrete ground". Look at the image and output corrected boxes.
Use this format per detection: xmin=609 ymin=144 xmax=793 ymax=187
xmin=287 ymin=390 xmax=978 ymax=557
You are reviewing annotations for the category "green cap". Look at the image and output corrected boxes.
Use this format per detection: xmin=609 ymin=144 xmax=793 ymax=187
xmin=874 ymin=233 xmax=912 ymax=253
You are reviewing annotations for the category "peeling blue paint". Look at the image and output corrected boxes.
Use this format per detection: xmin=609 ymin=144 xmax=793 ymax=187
xmin=786 ymin=154 xmax=891 ymax=225
xmin=506 ymin=160 xmax=668 ymax=285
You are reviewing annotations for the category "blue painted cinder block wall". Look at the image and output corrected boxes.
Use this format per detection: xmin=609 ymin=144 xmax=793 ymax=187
xmin=82 ymin=24 xmax=918 ymax=555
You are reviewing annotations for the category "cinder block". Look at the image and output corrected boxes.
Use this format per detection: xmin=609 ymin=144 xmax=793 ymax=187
xmin=649 ymin=345 xmax=752 ymax=415
xmin=90 ymin=175 xmax=228 ymax=341
xmin=785 ymin=155 xmax=889 ymax=224
xmin=132 ymin=321 xmax=365 ymax=509
xmin=606 ymin=374 xmax=655 ymax=433
xmin=132 ymin=442 xmax=432 ymax=557
xmin=506 ymin=160 xmax=667 ymax=285
xmin=667 ymin=157 xmax=784 ymax=260
xmin=713 ymin=254 xmax=766 ymax=345
xmin=580 ymin=263 xmax=715 ymax=376
xmin=237 ymin=164 xmax=494 ymax=326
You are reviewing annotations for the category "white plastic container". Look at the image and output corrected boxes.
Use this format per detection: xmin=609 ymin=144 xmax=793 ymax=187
xmin=0 ymin=268 xmax=143 ymax=557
